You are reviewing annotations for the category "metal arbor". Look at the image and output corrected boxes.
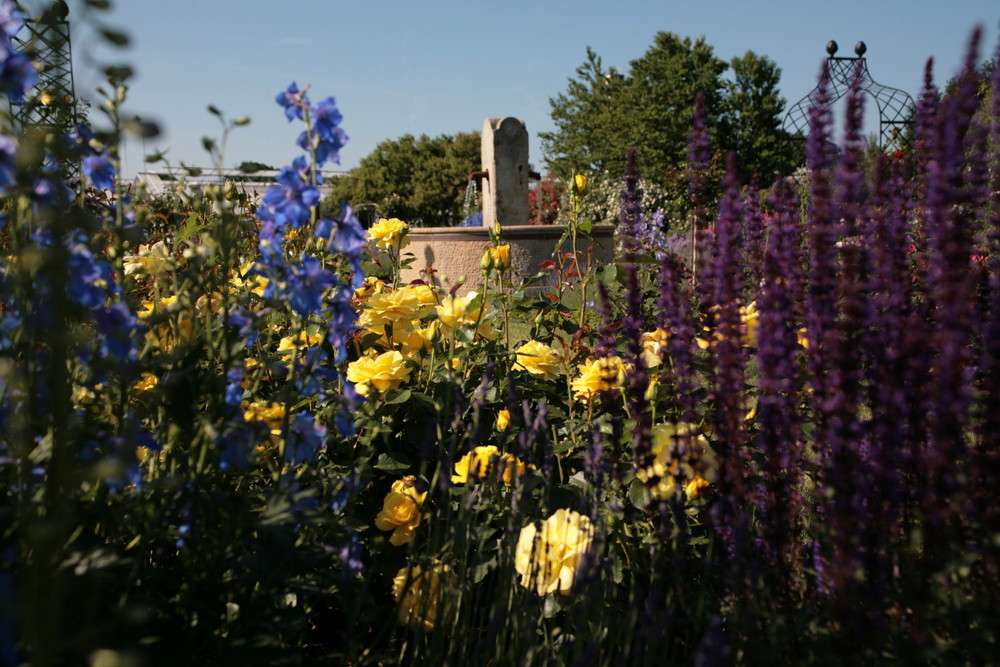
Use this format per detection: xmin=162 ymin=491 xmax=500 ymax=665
xmin=782 ymin=41 xmax=915 ymax=162
xmin=8 ymin=1 xmax=78 ymax=135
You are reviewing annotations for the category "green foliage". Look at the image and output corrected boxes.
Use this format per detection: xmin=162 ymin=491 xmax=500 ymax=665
xmin=721 ymin=50 xmax=798 ymax=184
xmin=321 ymin=131 xmax=480 ymax=226
xmin=236 ymin=159 xmax=274 ymax=173
xmin=541 ymin=33 xmax=795 ymax=196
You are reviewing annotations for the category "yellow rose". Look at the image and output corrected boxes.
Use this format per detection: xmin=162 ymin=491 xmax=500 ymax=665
xmin=375 ymin=477 xmax=427 ymax=546
xmin=346 ymin=350 xmax=412 ymax=397
xmin=513 ymin=340 xmax=563 ymax=380
xmin=435 ymin=292 xmax=496 ymax=341
xmin=570 ymin=356 xmax=625 ymax=402
xmin=574 ymin=174 xmax=587 ymax=193
xmin=451 ymin=445 xmax=529 ymax=484
xmin=639 ymin=328 xmax=670 ymax=369
xmin=514 ymin=508 xmax=598 ymax=596
xmin=392 ymin=560 xmax=457 ymax=631
xmin=123 ymin=240 xmax=174 ymax=276
xmin=368 ymin=217 xmax=410 ymax=250
xmin=635 ymin=422 xmax=717 ymax=501
xmin=496 ymin=409 xmax=510 ymax=431
xmin=277 ymin=331 xmax=324 ymax=359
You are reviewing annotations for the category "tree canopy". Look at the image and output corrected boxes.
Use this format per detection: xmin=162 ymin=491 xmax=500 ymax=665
xmin=321 ymin=131 xmax=480 ymax=227
xmin=541 ymin=32 xmax=796 ymax=187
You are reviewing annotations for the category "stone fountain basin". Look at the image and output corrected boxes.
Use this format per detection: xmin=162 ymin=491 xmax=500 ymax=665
xmin=399 ymin=224 xmax=616 ymax=293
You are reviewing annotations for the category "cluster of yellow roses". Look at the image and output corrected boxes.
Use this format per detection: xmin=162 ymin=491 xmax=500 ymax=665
xmin=512 ymin=328 xmax=672 ymax=404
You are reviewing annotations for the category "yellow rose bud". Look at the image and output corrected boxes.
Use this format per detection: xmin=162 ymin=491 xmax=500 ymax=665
xmin=490 ymin=244 xmax=510 ymax=271
xmin=496 ymin=409 xmax=511 ymax=431
xmin=574 ymin=174 xmax=587 ymax=193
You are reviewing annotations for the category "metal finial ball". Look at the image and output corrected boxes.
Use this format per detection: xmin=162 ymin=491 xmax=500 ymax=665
xmin=826 ymin=40 xmax=839 ymax=56
xmin=855 ymin=41 xmax=867 ymax=56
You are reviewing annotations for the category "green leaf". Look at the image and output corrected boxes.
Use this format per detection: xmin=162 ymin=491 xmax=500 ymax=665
xmin=595 ymin=264 xmax=617 ymax=285
xmin=176 ymin=213 xmax=205 ymax=242
xmin=628 ymin=478 xmax=652 ymax=510
xmin=383 ymin=389 xmax=411 ymax=405
xmin=374 ymin=453 xmax=411 ymax=472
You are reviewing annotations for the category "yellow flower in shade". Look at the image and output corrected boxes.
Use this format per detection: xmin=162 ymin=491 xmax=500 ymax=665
xmin=123 ymin=240 xmax=174 ymax=277
xmin=368 ymin=217 xmax=410 ymax=250
xmin=346 ymin=350 xmax=412 ymax=397
xmin=639 ymin=328 xmax=670 ymax=369
xmin=740 ymin=301 xmax=760 ymax=348
xmin=513 ymin=340 xmax=563 ymax=380
xmin=496 ymin=409 xmax=511 ymax=431
xmin=277 ymin=331 xmax=324 ymax=359
xmin=242 ymin=400 xmax=287 ymax=447
xmin=451 ymin=445 xmax=530 ymax=484
xmin=570 ymin=356 xmax=625 ymax=402
xmin=392 ymin=560 xmax=457 ymax=631
xmin=132 ymin=373 xmax=159 ymax=392
xmin=435 ymin=292 xmax=496 ymax=340
xmin=514 ymin=508 xmax=599 ymax=596
xmin=138 ymin=295 xmax=194 ymax=352
xmin=375 ymin=476 xmax=427 ymax=546
xmin=697 ymin=301 xmax=760 ymax=350
xmin=635 ymin=422 xmax=717 ymax=501
xmin=574 ymin=174 xmax=587 ymax=193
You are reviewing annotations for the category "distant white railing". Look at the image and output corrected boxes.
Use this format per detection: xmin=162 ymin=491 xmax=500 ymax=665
xmin=133 ymin=167 xmax=348 ymax=199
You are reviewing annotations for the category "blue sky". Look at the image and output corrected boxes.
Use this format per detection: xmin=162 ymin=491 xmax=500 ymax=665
xmin=48 ymin=0 xmax=1000 ymax=178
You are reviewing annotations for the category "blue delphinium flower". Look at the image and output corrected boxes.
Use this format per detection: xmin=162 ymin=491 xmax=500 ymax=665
xmin=298 ymin=96 xmax=348 ymax=166
xmin=259 ymin=156 xmax=319 ymax=229
xmin=276 ymin=81 xmax=308 ymax=122
xmin=284 ymin=412 xmax=327 ymax=465
xmin=285 ymin=254 xmax=337 ymax=317
xmin=0 ymin=135 xmax=15 ymax=189
xmin=0 ymin=0 xmax=35 ymax=104
xmin=67 ymin=234 xmax=115 ymax=308
xmin=94 ymin=301 xmax=142 ymax=361
xmin=82 ymin=155 xmax=116 ymax=191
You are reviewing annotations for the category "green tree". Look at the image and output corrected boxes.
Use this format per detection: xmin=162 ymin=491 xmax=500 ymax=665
xmin=541 ymin=33 xmax=729 ymax=184
xmin=322 ymin=131 xmax=480 ymax=227
xmin=721 ymin=51 xmax=796 ymax=184
xmin=541 ymin=33 xmax=794 ymax=190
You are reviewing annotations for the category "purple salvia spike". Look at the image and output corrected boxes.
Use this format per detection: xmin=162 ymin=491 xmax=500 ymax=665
xmin=619 ymin=151 xmax=653 ymax=472
xmin=756 ymin=178 xmax=805 ymax=580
